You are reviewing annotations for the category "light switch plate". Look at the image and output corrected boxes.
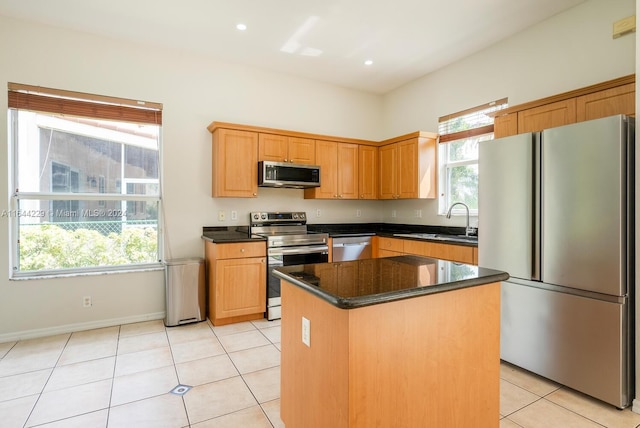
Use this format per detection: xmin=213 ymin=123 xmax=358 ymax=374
xmin=302 ymin=317 xmax=310 ymax=347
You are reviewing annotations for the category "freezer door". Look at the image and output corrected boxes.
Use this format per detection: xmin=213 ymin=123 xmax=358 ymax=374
xmin=501 ymin=281 xmax=631 ymax=408
xmin=479 ymin=133 xmax=536 ymax=280
xmin=542 ymin=115 xmax=629 ymax=296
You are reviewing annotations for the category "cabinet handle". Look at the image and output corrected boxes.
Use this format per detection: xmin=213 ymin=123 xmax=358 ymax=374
xmin=290 ymin=160 xmax=294 ymax=163
xmin=240 ymin=248 xmax=245 ymax=253
xmin=253 ymin=192 xmax=257 ymax=196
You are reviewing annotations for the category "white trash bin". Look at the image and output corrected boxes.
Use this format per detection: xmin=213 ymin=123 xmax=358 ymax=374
xmin=164 ymin=258 xmax=206 ymax=327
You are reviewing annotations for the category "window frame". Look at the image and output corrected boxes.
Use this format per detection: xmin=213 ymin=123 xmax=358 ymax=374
xmin=7 ymin=84 xmax=163 ymax=279
xmin=437 ymin=98 xmax=508 ymax=217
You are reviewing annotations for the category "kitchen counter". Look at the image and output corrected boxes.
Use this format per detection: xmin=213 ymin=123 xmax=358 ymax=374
xmin=274 ymin=255 xmax=506 ymax=309
xmin=307 ymin=222 xmax=478 ymax=246
xmin=201 ymin=226 xmax=266 ymax=243
xmin=279 ymin=255 xmax=505 ymax=428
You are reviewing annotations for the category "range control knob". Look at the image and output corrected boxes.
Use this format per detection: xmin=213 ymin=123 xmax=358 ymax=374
xmin=299 ymin=213 xmax=305 ymax=219
xmin=261 ymin=214 xmax=267 ymax=220
xmin=252 ymin=213 xmax=260 ymax=220
xmin=293 ymin=213 xmax=299 ymax=219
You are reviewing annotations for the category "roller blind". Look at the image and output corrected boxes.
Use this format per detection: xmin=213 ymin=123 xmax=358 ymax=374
xmin=8 ymin=83 xmax=162 ymax=125
xmin=438 ymin=98 xmax=507 ymax=143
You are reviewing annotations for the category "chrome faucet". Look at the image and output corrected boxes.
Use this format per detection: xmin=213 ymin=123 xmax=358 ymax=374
xmin=446 ymin=202 xmax=474 ymax=237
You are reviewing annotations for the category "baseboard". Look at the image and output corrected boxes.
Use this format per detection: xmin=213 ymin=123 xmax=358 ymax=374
xmin=0 ymin=312 xmax=166 ymax=343
xmin=632 ymin=398 xmax=640 ymax=414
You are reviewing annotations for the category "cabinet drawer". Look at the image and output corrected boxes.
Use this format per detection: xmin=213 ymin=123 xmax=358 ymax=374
xmin=403 ymin=240 xmax=475 ymax=264
xmin=377 ymin=237 xmax=404 ymax=253
xmin=216 ymin=242 xmax=266 ymax=259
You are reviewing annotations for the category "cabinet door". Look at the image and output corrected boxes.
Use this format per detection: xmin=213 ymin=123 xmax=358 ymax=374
xmin=258 ymin=134 xmax=288 ymax=162
xmin=304 ymin=140 xmax=338 ymax=199
xmin=214 ymin=257 xmax=266 ymax=319
xmin=576 ymin=83 xmax=635 ymax=122
xmin=212 ymin=129 xmax=258 ymax=197
xmin=517 ymin=99 xmax=576 ymax=134
xmin=376 ymin=237 xmax=403 ymax=256
xmin=358 ymin=145 xmax=378 ymax=199
xmin=494 ymin=113 xmax=518 ymax=138
xmin=397 ymin=139 xmax=418 ymax=199
xmin=337 ymin=143 xmax=359 ymax=199
xmin=378 ymin=144 xmax=397 ymax=199
xmin=288 ymin=137 xmax=316 ymax=165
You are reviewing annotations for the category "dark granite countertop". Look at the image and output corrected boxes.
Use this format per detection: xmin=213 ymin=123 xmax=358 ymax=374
xmin=201 ymin=226 xmax=266 ymax=243
xmin=273 ymin=255 xmax=507 ymax=309
xmin=307 ymin=223 xmax=477 ymax=247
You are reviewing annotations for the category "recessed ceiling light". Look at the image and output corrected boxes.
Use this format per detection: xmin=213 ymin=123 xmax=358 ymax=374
xmin=236 ymin=23 xmax=247 ymax=31
xmin=364 ymin=60 xmax=373 ymax=66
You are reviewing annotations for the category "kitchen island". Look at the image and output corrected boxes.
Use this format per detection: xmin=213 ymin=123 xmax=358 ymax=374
xmin=274 ymin=255 xmax=508 ymax=428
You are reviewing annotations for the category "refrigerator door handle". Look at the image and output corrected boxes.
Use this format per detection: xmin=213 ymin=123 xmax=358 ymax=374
xmin=532 ymin=133 xmax=541 ymax=281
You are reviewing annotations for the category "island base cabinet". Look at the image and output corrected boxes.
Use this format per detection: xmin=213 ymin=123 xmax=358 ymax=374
xmin=281 ymin=280 xmax=500 ymax=428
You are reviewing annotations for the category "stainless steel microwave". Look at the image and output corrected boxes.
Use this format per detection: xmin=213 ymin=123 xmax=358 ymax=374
xmin=258 ymin=161 xmax=321 ymax=188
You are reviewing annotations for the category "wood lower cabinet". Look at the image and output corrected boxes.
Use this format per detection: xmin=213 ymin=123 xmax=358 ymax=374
xmin=375 ymin=236 xmax=477 ymax=265
xmin=204 ymin=241 xmax=266 ymax=326
xmin=403 ymin=239 xmax=475 ymax=264
xmin=211 ymin=128 xmax=258 ymax=198
xmin=517 ymin=98 xmax=576 ymax=134
xmin=378 ymin=134 xmax=437 ymax=200
xmin=258 ymin=134 xmax=316 ymax=164
xmin=281 ymin=279 xmax=500 ymax=428
xmin=304 ymin=140 xmax=358 ymax=199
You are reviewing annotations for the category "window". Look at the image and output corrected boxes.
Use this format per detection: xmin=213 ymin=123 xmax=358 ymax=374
xmin=437 ymin=98 xmax=508 ymax=216
xmin=7 ymin=83 xmax=163 ymax=277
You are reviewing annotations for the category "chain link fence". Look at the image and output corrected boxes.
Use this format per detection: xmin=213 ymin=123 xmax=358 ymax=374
xmin=21 ymin=219 xmax=157 ymax=236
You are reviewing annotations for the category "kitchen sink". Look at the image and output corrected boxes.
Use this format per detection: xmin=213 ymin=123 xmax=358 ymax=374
xmin=392 ymin=233 xmax=477 ymax=244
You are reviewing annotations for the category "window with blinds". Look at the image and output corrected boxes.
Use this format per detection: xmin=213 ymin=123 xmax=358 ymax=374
xmin=437 ymin=98 xmax=508 ymax=216
xmin=7 ymin=83 xmax=163 ymax=277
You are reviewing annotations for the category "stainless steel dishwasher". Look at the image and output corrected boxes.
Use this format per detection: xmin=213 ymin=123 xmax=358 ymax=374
xmin=332 ymin=235 xmax=373 ymax=261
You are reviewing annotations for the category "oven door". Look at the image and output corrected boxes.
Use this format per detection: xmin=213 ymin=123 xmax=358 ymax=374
xmin=267 ymin=245 xmax=329 ymax=319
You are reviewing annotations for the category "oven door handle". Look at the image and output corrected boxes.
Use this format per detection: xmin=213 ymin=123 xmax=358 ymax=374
xmin=269 ymin=245 xmax=329 ymax=256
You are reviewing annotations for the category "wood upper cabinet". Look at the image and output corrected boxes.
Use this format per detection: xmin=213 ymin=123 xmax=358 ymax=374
xmin=493 ymin=75 xmax=635 ymax=138
xmin=358 ymin=145 xmax=378 ymax=199
xmin=378 ymin=135 xmax=437 ymax=200
xmin=211 ymin=128 xmax=258 ymax=198
xmin=205 ymin=241 xmax=266 ymax=326
xmin=517 ymin=98 xmax=576 ymax=134
xmin=576 ymin=83 xmax=635 ymax=122
xmin=258 ymin=134 xmax=316 ymax=165
xmin=494 ymin=112 xmax=518 ymax=139
xmin=304 ymin=140 xmax=358 ymax=199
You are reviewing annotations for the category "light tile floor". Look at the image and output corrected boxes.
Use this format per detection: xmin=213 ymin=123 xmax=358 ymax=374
xmin=1 ymin=318 xmax=639 ymax=428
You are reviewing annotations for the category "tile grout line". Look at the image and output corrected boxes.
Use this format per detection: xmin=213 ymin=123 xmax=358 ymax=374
xmin=20 ymin=333 xmax=74 ymax=428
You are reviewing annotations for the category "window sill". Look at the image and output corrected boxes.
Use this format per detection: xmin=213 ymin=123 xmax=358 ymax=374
xmin=10 ymin=264 xmax=164 ymax=281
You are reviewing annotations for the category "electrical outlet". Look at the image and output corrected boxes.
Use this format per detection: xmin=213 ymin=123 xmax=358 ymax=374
xmin=316 ymin=209 xmax=321 ymax=217
xmin=83 ymin=296 xmax=92 ymax=308
xmin=231 ymin=210 xmax=238 ymax=221
xmin=356 ymin=209 xmax=362 ymax=217
xmin=302 ymin=317 xmax=311 ymax=347
xmin=218 ymin=210 xmax=225 ymax=221
xmin=391 ymin=210 xmax=397 ymax=218
xmin=415 ymin=209 xmax=422 ymax=218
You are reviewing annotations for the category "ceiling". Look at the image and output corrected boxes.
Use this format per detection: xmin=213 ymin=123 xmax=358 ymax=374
xmin=0 ymin=0 xmax=586 ymax=94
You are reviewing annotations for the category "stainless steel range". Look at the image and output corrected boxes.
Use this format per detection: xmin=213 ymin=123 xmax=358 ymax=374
xmin=250 ymin=212 xmax=329 ymax=320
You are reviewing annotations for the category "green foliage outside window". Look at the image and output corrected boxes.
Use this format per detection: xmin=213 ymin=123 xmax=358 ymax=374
xmin=19 ymin=224 xmax=158 ymax=271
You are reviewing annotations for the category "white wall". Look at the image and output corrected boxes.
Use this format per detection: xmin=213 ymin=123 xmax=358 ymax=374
xmin=380 ymin=0 xmax=636 ymax=229
xmin=0 ymin=15 xmax=384 ymax=340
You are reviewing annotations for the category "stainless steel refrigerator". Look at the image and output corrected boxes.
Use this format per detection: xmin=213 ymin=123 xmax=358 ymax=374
xmin=479 ymin=114 xmax=635 ymax=409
